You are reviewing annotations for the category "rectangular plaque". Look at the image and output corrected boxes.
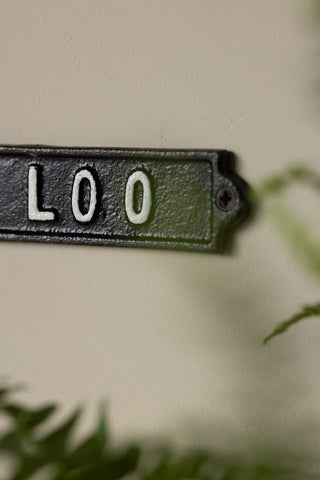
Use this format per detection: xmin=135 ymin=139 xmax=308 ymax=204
xmin=0 ymin=145 xmax=248 ymax=253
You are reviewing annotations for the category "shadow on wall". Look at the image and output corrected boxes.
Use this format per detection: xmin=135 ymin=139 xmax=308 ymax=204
xmin=164 ymin=0 xmax=320 ymax=468
xmin=164 ymin=244 xmax=319 ymax=471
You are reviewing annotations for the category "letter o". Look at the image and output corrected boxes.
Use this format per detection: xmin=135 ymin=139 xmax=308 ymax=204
xmin=72 ymin=168 xmax=97 ymax=223
xmin=125 ymin=170 xmax=152 ymax=224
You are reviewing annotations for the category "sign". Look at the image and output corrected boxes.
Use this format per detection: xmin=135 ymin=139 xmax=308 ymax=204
xmin=0 ymin=145 xmax=249 ymax=253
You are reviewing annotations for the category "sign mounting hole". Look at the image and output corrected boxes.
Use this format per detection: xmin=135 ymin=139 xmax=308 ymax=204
xmin=216 ymin=187 xmax=237 ymax=212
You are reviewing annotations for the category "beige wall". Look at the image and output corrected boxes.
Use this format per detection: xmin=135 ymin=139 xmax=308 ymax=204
xmin=0 ymin=0 xmax=319 ymax=467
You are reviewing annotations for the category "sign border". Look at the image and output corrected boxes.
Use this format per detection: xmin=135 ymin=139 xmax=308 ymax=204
xmin=0 ymin=145 xmax=248 ymax=253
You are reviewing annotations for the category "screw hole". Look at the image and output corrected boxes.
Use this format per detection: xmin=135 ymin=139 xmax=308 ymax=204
xmin=216 ymin=188 xmax=236 ymax=211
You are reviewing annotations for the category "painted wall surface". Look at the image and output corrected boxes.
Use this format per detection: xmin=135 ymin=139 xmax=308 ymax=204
xmin=0 ymin=0 xmax=319 ymax=467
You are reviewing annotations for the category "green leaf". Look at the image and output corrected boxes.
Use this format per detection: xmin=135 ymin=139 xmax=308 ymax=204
xmin=267 ymin=205 xmax=320 ymax=279
xmin=64 ymin=445 xmax=140 ymax=480
xmin=0 ymin=383 xmax=306 ymax=479
xmin=0 ymin=429 xmax=24 ymax=454
xmin=11 ymin=455 xmax=46 ymax=480
xmin=93 ymin=445 xmax=140 ymax=480
xmin=253 ymin=164 xmax=320 ymax=204
xmin=2 ymin=403 xmax=57 ymax=430
xmin=0 ymin=386 xmax=10 ymax=402
xmin=11 ymin=409 xmax=82 ymax=479
xmin=67 ymin=402 xmax=108 ymax=466
xmin=0 ymin=383 xmax=24 ymax=405
xmin=264 ymin=303 xmax=320 ymax=344
xmin=36 ymin=407 xmax=82 ymax=462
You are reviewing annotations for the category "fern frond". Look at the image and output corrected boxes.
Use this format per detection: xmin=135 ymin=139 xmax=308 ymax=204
xmin=264 ymin=303 xmax=320 ymax=344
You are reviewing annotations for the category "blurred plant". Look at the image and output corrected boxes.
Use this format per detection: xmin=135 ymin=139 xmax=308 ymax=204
xmin=0 ymin=383 xmax=304 ymax=480
xmin=251 ymin=165 xmax=320 ymax=343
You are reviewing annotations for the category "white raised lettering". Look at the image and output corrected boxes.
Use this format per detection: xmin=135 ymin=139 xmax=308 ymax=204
xmin=125 ymin=170 xmax=152 ymax=224
xmin=72 ymin=168 xmax=97 ymax=223
xmin=28 ymin=165 xmax=55 ymax=221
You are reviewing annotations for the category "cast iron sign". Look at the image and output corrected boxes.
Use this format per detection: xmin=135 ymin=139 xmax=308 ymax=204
xmin=0 ymin=145 xmax=248 ymax=253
